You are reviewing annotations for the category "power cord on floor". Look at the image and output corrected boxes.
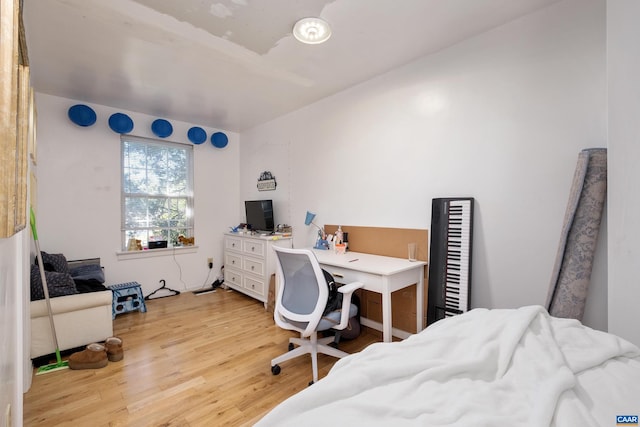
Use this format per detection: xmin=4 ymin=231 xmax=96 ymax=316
xmin=193 ymin=266 xmax=225 ymax=296
xmin=200 ymin=267 xmax=213 ymax=289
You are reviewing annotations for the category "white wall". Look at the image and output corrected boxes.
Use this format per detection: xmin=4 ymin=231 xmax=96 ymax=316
xmin=35 ymin=94 xmax=240 ymax=296
xmin=240 ymin=0 xmax=608 ymax=330
xmin=607 ymin=0 xmax=640 ymax=346
xmin=0 ymin=229 xmax=29 ymax=426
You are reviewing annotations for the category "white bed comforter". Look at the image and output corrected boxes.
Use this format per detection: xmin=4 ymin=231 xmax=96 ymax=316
xmin=256 ymin=306 xmax=640 ymax=426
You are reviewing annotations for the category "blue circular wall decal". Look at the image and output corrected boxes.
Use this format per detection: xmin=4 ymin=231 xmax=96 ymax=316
xmin=108 ymin=113 xmax=134 ymax=134
xmin=211 ymin=132 xmax=228 ymax=148
xmin=68 ymin=104 xmax=97 ymax=127
xmin=188 ymin=127 xmax=207 ymax=144
xmin=151 ymin=119 xmax=173 ymax=138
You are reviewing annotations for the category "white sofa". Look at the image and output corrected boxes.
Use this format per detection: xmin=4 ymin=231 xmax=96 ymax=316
xmin=29 ymin=256 xmax=114 ymax=359
xmin=30 ymin=290 xmax=113 ymax=358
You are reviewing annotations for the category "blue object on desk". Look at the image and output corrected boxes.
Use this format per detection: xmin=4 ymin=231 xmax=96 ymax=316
xmin=314 ymin=239 xmax=329 ymax=250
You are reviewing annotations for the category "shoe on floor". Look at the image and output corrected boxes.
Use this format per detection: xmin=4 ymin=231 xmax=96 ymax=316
xmin=105 ymin=336 xmax=124 ymax=362
xmin=68 ymin=343 xmax=108 ymax=370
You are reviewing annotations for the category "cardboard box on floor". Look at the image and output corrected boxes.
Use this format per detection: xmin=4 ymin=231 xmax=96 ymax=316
xmin=324 ymin=225 xmax=429 ymax=336
xmin=267 ymin=274 xmax=276 ymax=314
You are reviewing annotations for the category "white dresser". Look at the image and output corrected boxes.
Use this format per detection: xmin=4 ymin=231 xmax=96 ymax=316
xmin=223 ymin=232 xmax=292 ymax=305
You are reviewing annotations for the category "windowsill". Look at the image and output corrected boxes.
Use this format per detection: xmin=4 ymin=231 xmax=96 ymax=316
xmin=116 ymin=245 xmax=199 ymax=260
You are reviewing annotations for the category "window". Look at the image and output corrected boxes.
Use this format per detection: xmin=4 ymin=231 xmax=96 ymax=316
xmin=121 ymin=135 xmax=194 ymax=250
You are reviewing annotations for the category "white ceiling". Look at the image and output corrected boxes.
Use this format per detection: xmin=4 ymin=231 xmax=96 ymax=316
xmin=23 ymin=0 xmax=560 ymax=132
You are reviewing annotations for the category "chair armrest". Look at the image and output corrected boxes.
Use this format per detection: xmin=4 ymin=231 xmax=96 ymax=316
xmin=335 ymin=282 xmax=363 ymax=329
xmin=337 ymin=281 xmax=363 ymax=296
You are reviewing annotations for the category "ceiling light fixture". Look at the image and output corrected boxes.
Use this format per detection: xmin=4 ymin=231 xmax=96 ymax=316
xmin=293 ymin=17 xmax=332 ymax=45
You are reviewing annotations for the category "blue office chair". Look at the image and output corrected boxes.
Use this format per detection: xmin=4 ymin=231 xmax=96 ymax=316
xmin=270 ymin=246 xmax=363 ymax=384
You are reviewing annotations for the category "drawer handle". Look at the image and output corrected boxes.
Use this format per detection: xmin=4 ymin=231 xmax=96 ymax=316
xmin=251 ymin=246 xmax=255 ymax=251
xmin=232 ymin=243 xmax=236 ymax=247
xmin=251 ymin=266 xmax=255 ymax=270
xmin=333 ymin=273 xmax=344 ymax=278
xmin=232 ymin=260 xmax=236 ymax=265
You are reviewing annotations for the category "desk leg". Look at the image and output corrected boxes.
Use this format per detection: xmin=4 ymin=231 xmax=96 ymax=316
xmin=416 ymin=266 xmax=424 ymax=333
xmin=381 ymin=281 xmax=392 ymax=343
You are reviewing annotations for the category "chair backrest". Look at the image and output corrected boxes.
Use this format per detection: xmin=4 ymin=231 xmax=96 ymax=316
xmin=273 ymin=246 xmax=328 ymax=337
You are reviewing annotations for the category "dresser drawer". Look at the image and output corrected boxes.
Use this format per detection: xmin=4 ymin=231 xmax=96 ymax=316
xmin=243 ymin=239 xmax=265 ymax=257
xmin=243 ymin=256 xmax=265 ymax=276
xmin=225 ymin=236 xmax=242 ymax=252
xmin=244 ymin=276 xmax=265 ymax=296
xmin=225 ymin=252 xmax=242 ymax=270
xmin=224 ymin=269 xmax=243 ymax=287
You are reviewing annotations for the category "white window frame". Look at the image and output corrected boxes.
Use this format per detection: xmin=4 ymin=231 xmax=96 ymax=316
xmin=120 ymin=135 xmax=194 ymax=251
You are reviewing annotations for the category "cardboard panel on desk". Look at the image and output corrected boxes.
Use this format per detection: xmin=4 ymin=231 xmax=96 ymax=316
xmin=325 ymin=225 xmax=429 ymax=332
xmin=324 ymin=225 xmax=428 ymax=261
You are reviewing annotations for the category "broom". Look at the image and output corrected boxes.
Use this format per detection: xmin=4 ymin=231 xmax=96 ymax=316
xmin=30 ymin=207 xmax=70 ymax=374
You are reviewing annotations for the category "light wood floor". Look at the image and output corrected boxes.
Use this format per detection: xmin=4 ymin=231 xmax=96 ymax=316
xmin=23 ymin=289 xmax=380 ymax=426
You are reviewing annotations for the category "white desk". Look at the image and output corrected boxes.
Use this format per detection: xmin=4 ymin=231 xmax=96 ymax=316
xmin=312 ymin=249 xmax=427 ymax=342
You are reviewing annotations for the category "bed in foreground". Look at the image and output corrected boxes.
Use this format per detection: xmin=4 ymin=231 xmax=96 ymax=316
xmin=256 ymin=305 xmax=640 ymax=426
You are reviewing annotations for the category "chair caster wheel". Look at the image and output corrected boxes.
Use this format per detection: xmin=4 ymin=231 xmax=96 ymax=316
xmin=308 ymin=380 xmax=314 ymax=386
xmin=271 ymin=365 xmax=281 ymax=375
xmin=288 ymin=343 xmax=295 ymax=351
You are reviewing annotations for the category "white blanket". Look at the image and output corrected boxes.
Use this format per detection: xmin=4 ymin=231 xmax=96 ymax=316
xmin=256 ymin=306 xmax=640 ymax=426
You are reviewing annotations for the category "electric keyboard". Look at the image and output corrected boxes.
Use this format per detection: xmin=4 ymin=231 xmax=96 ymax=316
xmin=427 ymin=197 xmax=474 ymax=324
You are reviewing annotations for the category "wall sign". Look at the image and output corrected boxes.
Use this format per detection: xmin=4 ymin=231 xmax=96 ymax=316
xmin=257 ymin=171 xmax=277 ymax=191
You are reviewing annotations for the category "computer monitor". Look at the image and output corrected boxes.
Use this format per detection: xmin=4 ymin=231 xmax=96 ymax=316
xmin=244 ymin=200 xmax=274 ymax=234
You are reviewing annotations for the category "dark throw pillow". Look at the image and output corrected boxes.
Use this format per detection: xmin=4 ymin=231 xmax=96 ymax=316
xmin=38 ymin=252 xmax=70 ymax=274
xmin=30 ymin=264 xmax=78 ymax=301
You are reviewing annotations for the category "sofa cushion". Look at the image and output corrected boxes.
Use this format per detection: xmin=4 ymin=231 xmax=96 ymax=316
xmin=39 ymin=251 xmax=70 ymax=274
xmin=30 ymin=264 xmax=78 ymax=301
xmin=30 ymin=290 xmax=114 ymax=358
xmin=30 ymin=290 xmax=113 ymax=317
